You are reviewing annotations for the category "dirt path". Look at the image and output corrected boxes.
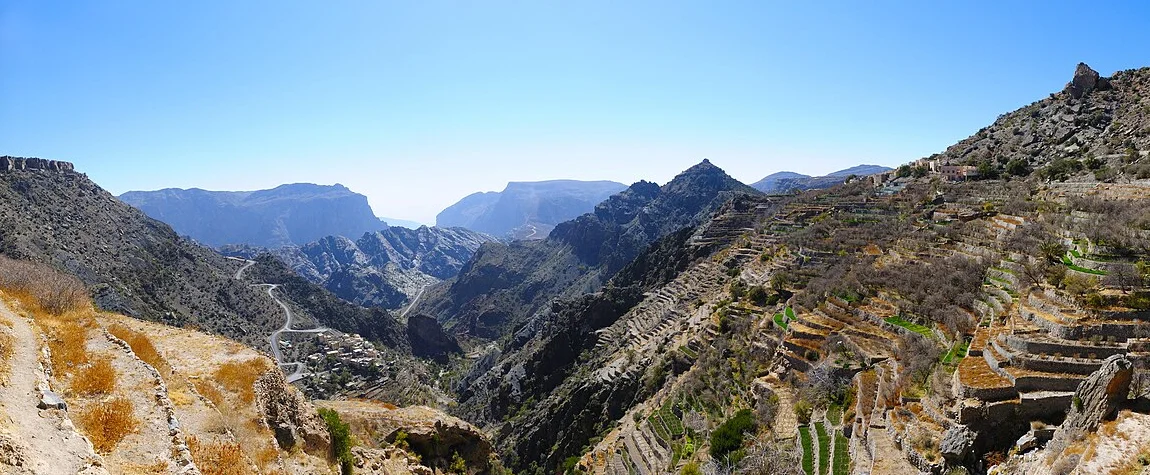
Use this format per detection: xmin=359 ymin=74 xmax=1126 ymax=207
xmin=0 ymin=299 xmax=106 ymax=474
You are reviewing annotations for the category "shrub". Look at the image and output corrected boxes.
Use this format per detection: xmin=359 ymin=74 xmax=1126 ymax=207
xmin=0 ymin=256 xmax=89 ymax=315
xmin=709 ymin=409 xmax=757 ymax=461
xmin=187 ymin=435 xmax=252 ymax=475
xmin=108 ymin=323 xmax=166 ymax=371
xmin=794 ymin=399 xmax=813 ymax=424
xmin=72 ymin=356 xmax=116 ymax=395
xmin=681 ymin=461 xmax=702 ymax=475
xmin=319 ymin=408 xmax=354 ymax=474
xmin=214 ymin=358 xmax=271 ymax=403
xmin=78 ymin=397 xmax=138 ymax=453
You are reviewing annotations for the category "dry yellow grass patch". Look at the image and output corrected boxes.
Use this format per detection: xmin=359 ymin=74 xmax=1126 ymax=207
xmin=187 ymin=436 xmax=253 ymax=475
xmin=213 ymin=358 xmax=271 ymax=403
xmin=192 ymin=379 xmax=226 ymax=408
xmin=78 ymin=397 xmax=139 ymax=454
xmin=71 ymin=355 xmax=117 ymax=395
xmin=108 ymin=323 xmax=167 ymax=372
xmin=0 ymin=329 xmax=13 ymax=385
xmin=169 ymin=385 xmax=195 ymax=406
xmin=120 ymin=460 xmax=169 ymax=474
xmin=46 ymin=319 xmax=90 ymax=377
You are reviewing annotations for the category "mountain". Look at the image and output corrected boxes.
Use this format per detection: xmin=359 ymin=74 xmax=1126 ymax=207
xmin=436 ymin=179 xmax=628 ymax=239
xmin=0 ymin=161 xmax=414 ymax=351
xmin=415 ymin=159 xmax=758 ymax=338
xmin=751 ymin=164 xmax=892 ymax=194
xmin=119 ymin=183 xmax=387 ymax=248
xmin=380 ymin=217 xmax=425 ymax=229
xmin=268 ymin=226 xmax=497 ymax=310
xmin=926 ymin=63 xmax=1150 ymax=181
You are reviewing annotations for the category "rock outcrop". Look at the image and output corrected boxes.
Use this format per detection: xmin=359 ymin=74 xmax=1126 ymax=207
xmin=314 ymin=401 xmax=492 ymax=473
xmin=0 ymin=156 xmax=75 ymax=173
xmin=254 ymin=370 xmax=331 ymax=454
xmin=1066 ymin=62 xmax=1108 ymax=99
xmin=940 ymin=425 xmax=976 ymax=464
xmin=1045 ymin=354 xmax=1134 ymax=457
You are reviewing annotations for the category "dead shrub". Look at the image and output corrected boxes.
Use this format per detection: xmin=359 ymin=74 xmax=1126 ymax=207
xmin=72 ymin=356 xmax=116 ymax=395
xmin=214 ymin=358 xmax=271 ymax=403
xmin=78 ymin=397 xmax=138 ymax=453
xmin=187 ymin=435 xmax=252 ymax=475
xmin=0 ymin=256 xmax=89 ymax=315
xmin=108 ymin=323 xmax=166 ymax=371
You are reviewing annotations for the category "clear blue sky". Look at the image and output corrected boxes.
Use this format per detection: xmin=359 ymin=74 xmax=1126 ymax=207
xmin=3 ymin=1 xmax=1149 ymax=223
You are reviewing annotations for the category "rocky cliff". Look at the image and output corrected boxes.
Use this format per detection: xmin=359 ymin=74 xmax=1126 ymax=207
xmin=436 ymin=180 xmax=627 ymax=239
xmin=269 ymin=226 xmax=496 ymax=310
xmin=414 ymin=159 xmax=760 ymax=339
xmin=120 ymin=183 xmax=388 ymax=248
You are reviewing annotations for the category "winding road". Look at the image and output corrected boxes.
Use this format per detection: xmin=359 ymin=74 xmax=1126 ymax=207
xmin=226 ymin=256 xmax=329 ymax=383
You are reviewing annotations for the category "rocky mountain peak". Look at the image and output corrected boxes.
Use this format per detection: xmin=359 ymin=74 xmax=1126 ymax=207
xmin=1065 ymin=62 xmax=1108 ymax=99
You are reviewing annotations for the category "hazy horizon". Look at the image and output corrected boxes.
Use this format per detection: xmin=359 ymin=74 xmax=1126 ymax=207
xmin=4 ymin=1 xmax=1150 ymax=223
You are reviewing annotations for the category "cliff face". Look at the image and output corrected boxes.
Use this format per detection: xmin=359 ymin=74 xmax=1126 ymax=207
xmin=119 ymin=183 xmax=387 ymax=248
xmin=436 ymin=180 xmax=627 ymax=239
xmin=270 ymin=226 xmax=497 ymax=310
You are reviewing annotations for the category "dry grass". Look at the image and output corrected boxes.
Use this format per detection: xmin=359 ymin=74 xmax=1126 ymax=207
xmin=46 ymin=320 xmax=90 ymax=377
xmin=71 ymin=355 xmax=117 ymax=395
xmin=187 ymin=436 xmax=253 ymax=475
xmin=213 ymin=358 xmax=271 ymax=403
xmin=193 ymin=379 xmax=226 ymax=408
xmin=78 ymin=397 xmax=139 ymax=454
xmin=169 ymin=385 xmax=195 ymax=406
xmin=0 ymin=329 xmax=13 ymax=385
xmin=0 ymin=256 xmax=89 ymax=315
xmin=107 ymin=323 xmax=167 ymax=372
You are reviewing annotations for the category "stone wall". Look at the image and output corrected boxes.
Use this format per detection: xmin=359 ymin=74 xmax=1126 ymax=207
xmin=1004 ymin=334 xmax=1127 ymax=359
xmin=0 ymin=156 xmax=76 ymax=173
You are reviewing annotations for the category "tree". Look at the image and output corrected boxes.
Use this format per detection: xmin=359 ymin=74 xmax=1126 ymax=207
xmin=1006 ymin=158 xmax=1031 ymax=177
xmin=1105 ymin=263 xmax=1141 ymax=293
xmin=977 ymin=160 xmax=1000 ymax=179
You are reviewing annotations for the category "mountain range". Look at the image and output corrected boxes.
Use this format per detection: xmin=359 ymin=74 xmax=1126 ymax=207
xmin=751 ymin=164 xmax=892 ymax=194
xmin=119 ymin=183 xmax=388 ymax=248
xmin=436 ymin=179 xmax=628 ymax=239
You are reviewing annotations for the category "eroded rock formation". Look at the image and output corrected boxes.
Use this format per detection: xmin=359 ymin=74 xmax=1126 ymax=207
xmin=0 ymin=156 xmax=75 ymax=173
xmin=254 ymin=370 xmax=331 ymax=454
xmin=1045 ymin=354 xmax=1134 ymax=457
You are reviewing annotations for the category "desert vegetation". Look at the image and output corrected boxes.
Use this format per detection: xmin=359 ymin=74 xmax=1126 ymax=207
xmin=78 ymin=396 xmax=139 ymax=453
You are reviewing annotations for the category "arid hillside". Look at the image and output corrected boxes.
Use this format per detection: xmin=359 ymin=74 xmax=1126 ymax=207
xmin=0 ymin=258 xmax=496 ymax=475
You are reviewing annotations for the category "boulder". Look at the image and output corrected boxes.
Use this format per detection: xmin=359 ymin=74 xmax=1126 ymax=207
xmin=940 ymin=424 xmax=976 ymax=464
xmin=252 ymin=370 xmax=330 ymax=454
xmin=37 ymin=389 xmax=67 ymax=410
xmin=1046 ymin=355 xmax=1133 ymax=457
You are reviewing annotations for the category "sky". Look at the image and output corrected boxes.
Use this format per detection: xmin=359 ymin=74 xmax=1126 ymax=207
xmin=3 ymin=1 xmax=1150 ymax=224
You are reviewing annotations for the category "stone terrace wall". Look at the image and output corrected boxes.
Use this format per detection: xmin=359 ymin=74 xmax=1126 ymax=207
xmin=0 ymin=156 xmax=75 ymax=173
